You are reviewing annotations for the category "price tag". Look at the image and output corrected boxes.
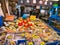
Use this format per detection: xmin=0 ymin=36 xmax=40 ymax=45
xmin=5 ymin=15 xmax=14 ymax=21
xmin=21 ymin=33 xmax=25 ymax=36
xmin=40 ymin=42 xmax=45 ymax=45
xmin=30 ymin=15 xmax=36 ymax=20
xmin=28 ymin=42 xmax=33 ymax=45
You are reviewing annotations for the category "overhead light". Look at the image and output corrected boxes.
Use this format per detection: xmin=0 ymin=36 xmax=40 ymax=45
xmin=49 ymin=0 xmax=59 ymax=1
xmin=46 ymin=0 xmax=48 ymax=1
xmin=50 ymin=2 xmax=52 ymax=5
xmin=27 ymin=0 xmax=30 ymax=3
xmin=44 ymin=1 xmax=47 ymax=5
xmin=33 ymin=0 xmax=36 ymax=4
xmin=21 ymin=0 xmax=23 ymax=3
xmin=39 ymin=0 xmax=43 ymax=4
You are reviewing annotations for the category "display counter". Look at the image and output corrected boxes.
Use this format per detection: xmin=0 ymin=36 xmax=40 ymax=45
xmin=0 ymin=17 xmax=60 ymax=45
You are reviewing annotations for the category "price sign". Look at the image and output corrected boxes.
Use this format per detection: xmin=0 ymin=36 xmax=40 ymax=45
xmin=5 ymin=15 xmax=15 ymax=21
xmin=28 ymin=42 xmax=33 ymax=45
xmin=30 ymin=15 xmax=36 ymax=20
xmin=40 ymin=42 xmax=45 ymax=45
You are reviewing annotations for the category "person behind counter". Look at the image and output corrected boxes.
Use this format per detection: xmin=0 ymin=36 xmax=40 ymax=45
xmin=30 ymin=9 xmax=40 ymax=18
xmin=30 ymin=6 xmax=40 ymax=18
xmin=16 ymin=9 xmax=19 ymax=18
xmin=20 ymin=6 xmax=25 ymax=17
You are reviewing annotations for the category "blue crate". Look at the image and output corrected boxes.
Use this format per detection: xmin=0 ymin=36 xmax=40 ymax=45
xmin=16 ymin=40 xmax=26 ymax=45
xmin=46 ymin=41 xmax=60 ymax=45
xmin=0 ymin=16 xmax=3 ymax=27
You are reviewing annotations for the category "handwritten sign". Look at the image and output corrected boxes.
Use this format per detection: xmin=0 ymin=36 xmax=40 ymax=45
xmin=30 ymin=15 xmax=36 ymax=20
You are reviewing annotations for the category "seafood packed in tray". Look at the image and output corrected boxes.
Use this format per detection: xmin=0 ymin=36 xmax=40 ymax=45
xmin=0 ymin=17 xmax=60 ymax=45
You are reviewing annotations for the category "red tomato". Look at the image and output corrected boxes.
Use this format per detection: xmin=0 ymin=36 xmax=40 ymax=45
xmin=29 ymin=23 xmax=33 ymax=26
xmin=23 ymin=20 xmax=27 ymax=24
xmin=18 ymin=22 xmax=23 ymax=26
xmin=24 ymin=24 xmax=29 ymax=28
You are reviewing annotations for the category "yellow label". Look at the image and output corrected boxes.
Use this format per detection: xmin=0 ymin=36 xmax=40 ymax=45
xmin=32 ymin=34 xmax=36 ymax=38
xmin=10 ymin=41 xmax=15 ymax=45
xmin=33 ymin=36 xmax=40 ymax=38
xmin=7 ymin=35 xmax=12 ymax=39
xmin=28 ymin=42 xmax=33 ymax=45
xmin=30 ymin=15 xmax=36 ymax=20
xmin=21 ymin=33 xmax=25 ymax=36
xmin=40 ymin=42 xmax=45 ymax=45
xmin=40 ymin=30 xmax=42 ymax=32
